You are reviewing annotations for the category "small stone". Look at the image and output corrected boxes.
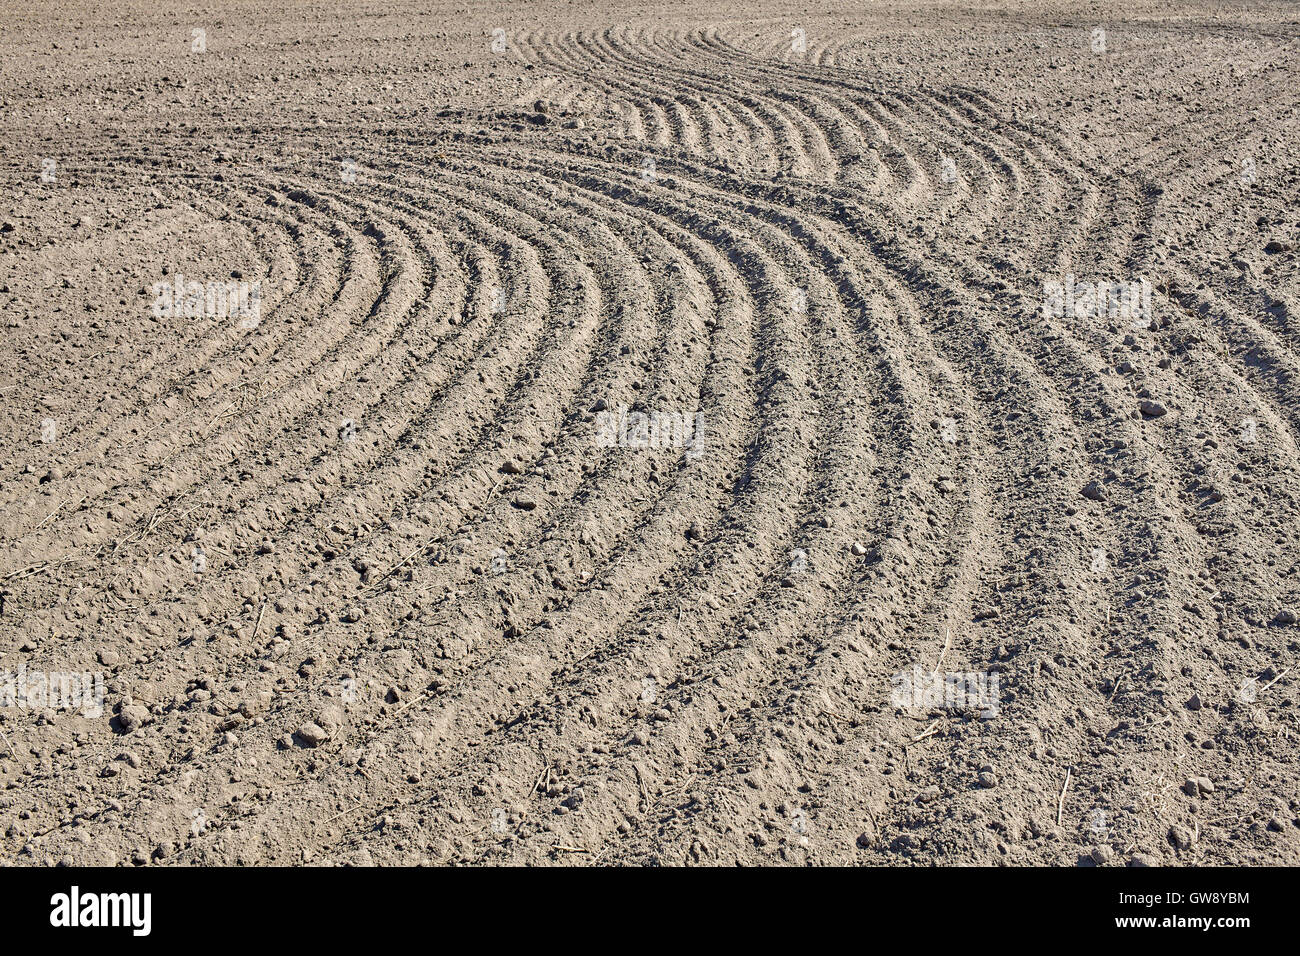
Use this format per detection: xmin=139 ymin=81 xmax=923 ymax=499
xmin=1273 ymin=608 xmax=1298 ymax=625
xmin=850 ymin=541 xmax=868 ymax=556
xmin=1267 ymin=817 xmax=1286 ymax=832
xmin=500 ymin=460 xmax=524 ymax=474
xmin=1264 ymin=240 xmax=1292 ymax=254
xmin=1081 ymin=480 xmax=1106 ymax=501
xmin=1195 ymin=776 xmax=1214 ymax=794
xmin=511 ymin=498 xmax=537 ymax=511
xmin=1128 ymin=853 xmax=1157 ymax=867
xmin=1168 ymin=825 xmax=1192 ymax=849
xmin=1091 ymin=845 xmax=1114 ymax=865
xmin=856 ymin=832 xmax=872 ymax=848
xmin=296 ymin=722 xmax=329 ymax=747
xmin=1186 ymin=693 xmax=1203 ymax=711
xmin=1139 ymin=400 xmax=1168 ymax=418
xmin=117 ymin=703 xmax=148 ymax=734
xmin=978 ymin=771 xmax=997 ymax=789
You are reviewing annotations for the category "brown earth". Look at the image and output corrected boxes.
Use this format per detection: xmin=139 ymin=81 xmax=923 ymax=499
xmin=1 ymin=0 xmax=1298 ymax=866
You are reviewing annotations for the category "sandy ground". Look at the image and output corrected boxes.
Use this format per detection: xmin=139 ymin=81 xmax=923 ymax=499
xmin=1 ymin=0 xmax=1298 ymax=866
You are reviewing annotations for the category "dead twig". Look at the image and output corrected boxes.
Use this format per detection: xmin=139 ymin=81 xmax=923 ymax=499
xmin=4 ymin=562 xmax=46 ymax=580
xmin=1056 ymin=767 xmax=1073 ymax=827
xmin=931 ymin=627 xmax=951 ymax=678
xmin=1259 ymin=667 xmax=1291 ymax=694
xmin=324 ymin=802 xmax=367 ymax=824
xmin=912 ymin=719 xmax=941 ymax=742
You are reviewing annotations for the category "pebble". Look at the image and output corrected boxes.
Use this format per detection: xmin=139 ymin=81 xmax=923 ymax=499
xmin=1186 ymin=693 xmax=1203 ymax=711
xmin=1081 ymin=480 xmax=1106 ymax=501
xmin=1139 ymin=400 xmax=1168 ymax=418
xmin=1168 ymin=825 xmax=1192 ymax=849
xmin=1091 ymin=845 xmax=1114 ymax=865
xmin=117 ymin=703 xmax=148 ymax=734
xmin=296 ymin=722 xmax=329 ymax=747
xmin=978 ymin=771 xmax=997 ymax=789
xmin=850 ymin=541 xmax=868 ymax=556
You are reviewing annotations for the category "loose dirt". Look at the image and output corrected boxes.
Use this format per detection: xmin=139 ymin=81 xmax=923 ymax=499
xmin=1 ymin=1 xmax=1298 ymax=865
